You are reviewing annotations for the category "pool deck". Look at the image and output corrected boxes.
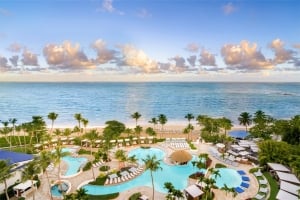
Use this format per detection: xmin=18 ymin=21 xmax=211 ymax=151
xmin=31 ymin=137 xmax=260 ymax=200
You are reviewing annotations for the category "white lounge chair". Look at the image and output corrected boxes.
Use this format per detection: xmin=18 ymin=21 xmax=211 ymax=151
xmin=254 ymin=193 xmax=265 ymax=200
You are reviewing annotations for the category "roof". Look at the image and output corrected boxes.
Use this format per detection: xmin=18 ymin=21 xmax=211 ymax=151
xmin=13 ymin=180 xmax=37 ymax=190
xmin=0 ymin=150 xmax=34 ymax=165
xmin=170 ymin=150 xmax=192 ymax=163
xmin=267 ymin=163 xmax=290 ymax=172
xmin=276 ymin=171 xmax=300 ymax=184
xmin=184 ymin=184 xmax=204 ymax=198
xmin=276 ymin=189 xmax=298 ymax=200
xmin=280 ymin=181 xmax=300 ymax=196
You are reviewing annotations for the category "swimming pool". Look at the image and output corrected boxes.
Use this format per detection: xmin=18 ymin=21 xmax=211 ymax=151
xmin=51 ymin=182 xmax=69 ymax=197
xmin=212 ymin=168 xmax=242 ymax=188
xmin=229 ymin=130 xmax=248 ymax=138
xmin=62 ymin=156 xmax=87 ymax=176
xmin=83 ymin=147 xmax=206 ymax=195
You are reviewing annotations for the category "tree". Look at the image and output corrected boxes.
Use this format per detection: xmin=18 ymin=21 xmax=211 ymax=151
xmin=158 ymin=114 xmax=167 ymax=138
xmin=146 ymin=127 xmax=157 ymax=137
xmin=52 ymin=146 xmax=70 ymax=184
xmin=74 ymin=113 xmax=83 ymax=135
xmin=148 ymin=117 xmax=158 ymax=129
xmin=0 ymin=160 xmax=14 ymax=200
xmin=218 ymin=117 xmax=233 ymax=136
xmin=102 ymin=120 xmax=126 ymax=141
xmin=134 ymin=125 xmax=143 ymax=138
xmin=74 ymin=188 xmax=88 ymax=200
xmin=131 ymin=112 xmax=142 ymax=127
xmin=22 ymin=161 xmax=41 ymax=200
xmin=84 ymin=129 xmax=99 ymax=180
xmin=184 ymin=123 xmax=194 ymax=141
xmin=36 ymin=150 xmax=54 ymax=200
xmin=115 ymin=149 xmax=127 ymax=169
xmin=185 ymin=113 xmax=194 ymax=125
xmin=238 ymin=112 xmax=252 ymax=132
xmin=142 ymin=154 xmax=162 ymax=200
xmin=0 ymin=121 xmax=12 ymax=149
xmin=9 ymin=118 xmax=18 ymax=145
xmin=47 ymin=112 xmax=58 ymax=134
xmin=81 ymin=118 xmax=89 ymax=134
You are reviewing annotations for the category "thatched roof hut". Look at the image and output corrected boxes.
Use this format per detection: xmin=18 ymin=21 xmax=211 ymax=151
xmin=170 ymin=150 xmax=192 ymax=164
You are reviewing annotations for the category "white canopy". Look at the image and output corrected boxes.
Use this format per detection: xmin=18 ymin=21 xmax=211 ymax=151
xmin=268 ymin=163 xmax=291 ymax=172
xmin=95 ymin=140 xmax=102 ymax=143
xmin=184 ymin=184 xmax=204 ymax=198
xmin=124 ymin=138 xmax=130 ymax=142
xmin=117 ymin=139 xmax=123 ymax=142
xmin=276 ymin=171 xmax=300 ymax=184
xmin=110 ymin=140 xmax=116 ymax=143
xmin=280 ymin=181 xmax=300 ymax=196
xmin=140 ymin=137 xmax=146 ymax=139
xmin=276 ymin=189 xmax=298 ymax=200
xmin=216 ymin=143 xmax=225 ymax=148
xmin=13 ymin=180 xmax=37 ymax=190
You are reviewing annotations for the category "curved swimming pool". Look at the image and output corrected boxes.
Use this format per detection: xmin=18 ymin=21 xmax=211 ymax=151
xmin=62 ymin=156 xmax=87 ymax=176
xmin=83 ymin=147 xmax=206 ymax=195
xmin=212 ymin=168 xmax=242 ymax=188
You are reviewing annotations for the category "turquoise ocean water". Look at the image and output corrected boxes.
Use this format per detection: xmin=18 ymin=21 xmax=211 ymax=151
xmin=0 ymin=82 xmax=299 ymax=127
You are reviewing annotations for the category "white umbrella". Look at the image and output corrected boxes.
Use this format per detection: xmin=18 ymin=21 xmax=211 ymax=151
xmin=216 ymin=143 xmax=225 ymax=148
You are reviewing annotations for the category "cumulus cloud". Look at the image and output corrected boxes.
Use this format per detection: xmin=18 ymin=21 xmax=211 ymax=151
xmin=91 ymin=39 xmax=117 ymax=64
xmin=9 ymin=55 xmax=19 ymax=67
xmin=43 ymin=41 xmax=95 ymax=71
xmin=199 ymin=49 xmax=216 ymax=66
xmin=222 ymin=2 xmax=236 ymax=15
xmin=7 ymin=43 xmax=23 ymax=52
xmin=21 ymin=49 xmax=39 ymax=66
xmin=185 ymin=43 xmax=199 ymax=53
xmin=117 ymin=45 xmax=159 ymax=73
xmin=165 ymin=56 xmax=192 ymax=73
xmin=221 ymin=40 xmax=273 ymax=71
xmin=137 ymin=8 xmax=152 ymax=18
xmin=187 ymin=55 xmax=197 ymax=67
xmin=269 ymin=38 xmax=295 ymax=64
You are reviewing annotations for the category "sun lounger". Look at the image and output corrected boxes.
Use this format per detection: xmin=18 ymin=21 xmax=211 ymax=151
xmin=109 ymin=178 xmax=113 ymax=184
xmin=117 ymin=177 xmax=121 ymax=183
xmin=240 ymin=182 xmax=249 ymax=188
xmin=242 ymin=176 xmax=250 ymax=181
xmin=254 ymin=193 xmax=265 ymax=200
xmin=105 ymin=179 xmax=109 ymax=185
xmin=259 ymin=187 xmax=268 ymax=193
xmin=234 ymin=187 xmax=244 ymax=193
xmin=121 ymin=176 xmax=125 ymax=182
xmin=259 ymin=179 xmax=267 ymax=185
xmin=254 ymin=171 xmax=263 ymax=177
xmin=237 ymin=170 xmax=246 ymax=175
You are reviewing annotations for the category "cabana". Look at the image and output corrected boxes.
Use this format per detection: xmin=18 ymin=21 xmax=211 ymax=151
xmin=13 ymin=180 xmax=37 ymax=198
xmin=117 ymin=139 xmax=124 ymax=147
xmin=275 ymin=171 xmax=300 ymax=185
xmin=139 ymin=137 xmax=146 ymax=144
xmin=147 ymin=136 xmax=154 ymax=143
xmin=280 ymin=181 xmax=300 ymax=196
xmin=60 ymin=137 xmax=68 ymax=145
xmin=170 ymin=150 xmax=192 ymax=165
xmin=132 ymin=137 xmax=138 ymax=145
xmin=184 ymin=184 xmax=204 ymax=200
xmin=124 ymin=138 xmax=130 ymax=146
xmin=276 ymin=189 xmax=299 ymax=200
xmin=267 ymin=163 xmax=291 ymax=173
xmin=68 ymin=137 xmax=75 ymax=144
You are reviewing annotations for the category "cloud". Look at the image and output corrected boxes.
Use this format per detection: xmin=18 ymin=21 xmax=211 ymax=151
xmin=222 ymin=3 xmax=236 ymax=15
xmin=117 ymin=44 xmax=159 ymax=73
xmin=21 ymin=49 xmax=39 ymax=66
xmin=137 ymin=8 xmax=152 ymax=18
xmin=166 ymin=56 xmax=192 ymax=73
xmin=7 ymin=43 xmax=23 ymax=52
xmin=43 ymin=41 xmax=95 ymax=71
xmin=221 ymin=40 xmax=273 ymax=71
xmin=100 ymin=0 xmax=124 ymax=15
xmin=185 ymin=43 xmax=199 ymax=53
xmin=199 ymin=49 xmax=216 ymax=66
xmin=187 ymin=55 xmax=197 ymax=67
xmin=9 ymin=55 xmax=19 ymax=67
xmin=91 ymin=39 xmax=117 ymax=64
xmin=269 ymin=38 xmax=295 ymax=64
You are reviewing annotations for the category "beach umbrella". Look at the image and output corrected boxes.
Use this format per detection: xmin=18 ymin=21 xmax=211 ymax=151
xmin=216 ymin=143 xmax=225 ymax=148
xmin=170 ymin=150 xmax=192 ymax=164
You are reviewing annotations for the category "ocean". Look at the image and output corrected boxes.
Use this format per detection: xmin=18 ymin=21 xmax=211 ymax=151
xmin=0 ymin=82 xmax=299 ymax=127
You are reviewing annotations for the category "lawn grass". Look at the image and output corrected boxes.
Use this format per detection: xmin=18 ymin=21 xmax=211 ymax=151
xmin=89 ymin=176 xmax=107 ymax=185
xmin=88 ymin=193 xmax=119 ymax=200
xmin=263 ymin=172 xmax=279 ymax=200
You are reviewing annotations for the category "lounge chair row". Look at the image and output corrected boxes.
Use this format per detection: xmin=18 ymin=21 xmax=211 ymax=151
xmin=92 ymin=160 xmax=105 ymax=168
xmin=209 ymin=149 xmax=239 ymax=167
xmin=104 ymin=166 xmax=144 ymax=185
xmin=169 ymin=142 xmax=190 ymax=149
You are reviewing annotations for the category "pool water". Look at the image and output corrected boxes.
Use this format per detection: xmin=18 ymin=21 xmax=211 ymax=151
xmin=51 ymin=182 xmax=69 ymax=197
xmin=212 ymin=168 xmax=242 ymax=188
xmin=83 ymin=147 xmax=206 ymax=195
xmin=62 ymin=156 xmax=88 ymax=176
xmin=229 ymin=130 xmax=248 ymax=138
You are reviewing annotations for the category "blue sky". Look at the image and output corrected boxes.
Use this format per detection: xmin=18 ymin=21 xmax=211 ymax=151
xmin=0 ymin=0 xmax=300 ymax=82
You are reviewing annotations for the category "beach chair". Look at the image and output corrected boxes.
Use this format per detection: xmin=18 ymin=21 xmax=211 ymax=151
xmin=242 ymin=176 xmax=250 ymax=181
xmin=254 ymin=193 xmax=265 ymax=200
xmin=254 ymin=170 xmax=263 ymax=177
xmin=237 ymin=170 xmax=246 ymax=175
xmin=234 ymin=187 xmax=244 ymax=193
xmin=240 ymin=182 xmax=249 ymax=188
xmin=105 ymin=179 xmax=109 ymax=185
xmin=259 ymin=187 xmax=268 ymax=193
xmin=259 ymin=179 xmax=267 ymax=185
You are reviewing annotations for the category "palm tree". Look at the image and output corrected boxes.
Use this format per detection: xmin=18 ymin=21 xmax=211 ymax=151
xmin=9 ymin=118 xmax=18 ymax=145
xmin=52 ymin=146 xmax=70 ymax=184
xmin=238 ymin=112 xmax=252 ymax=132
xmin=75 ymin=188 xmax=88 ymax=200
xmin=74 ymin=113 xmax=83 ymax=135
xmin=115 ymin=149 xmax=127 ymax=169
xmin=158 ymin=114 xmax=167 ymax=138
xmin=81 ymin=118 xmax=89 ymax=134
xmin=37 ymin=151 xmax=54 ymax=200
xmin=134 ymin=125 xmax=143 ymax=138
xmin=0 ymin=121 xmax=12 ymax=149
xmin=48 ymin=112 xmax=58 ymax=134
xmin=185 ymin=113 xmax=194 ymax=125
xmin=219 ymin=117 xmax=233 ymax=136
xmin=22 ymin=161 xmax=41 ymax=200
xmin=131 ymin=112 xmax=142 ymax=127
xmin=184 ymin=123 xmax=194 ymax=141
xmin=127 ymin=155 xmax=138 ymax=166
xmin=148 ymin=117 xmax=158 ymax=129
xmin=142 ymin=154 xmax=162 ymax=200
xmin=0 ymin=160 xmax=14 ymax=200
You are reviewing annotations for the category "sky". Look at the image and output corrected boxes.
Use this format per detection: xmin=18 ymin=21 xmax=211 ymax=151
xmin=0 ymin=0 xmax=300 ymax=82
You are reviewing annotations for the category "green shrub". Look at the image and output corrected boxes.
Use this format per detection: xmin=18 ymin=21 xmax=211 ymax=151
xmin=99 ymin=165 xmax=110 ymax=171
xmin=154 ymin=138 xmax=165 ymax=143
xmin=78 ymin=149 xmax=91 ymax=155
xmin=129 ymin=192 xmax=142 ymax=200
xmin=215 ymin=163 xmax=227 ymax=168
xmin=140 ymin=146 xmax=150 ymax=149
xmin=88 ymin=193 xmax=119 ymax=200
xmin=188 ymin=142 xmax=197 ymax=150
xmin=83 ymin=161 xmax=92 ymax=171
xmin=89 ymin=176 xmax=107 ymax=185
xmin=249 ymin=168 xmax=259 ymax=173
